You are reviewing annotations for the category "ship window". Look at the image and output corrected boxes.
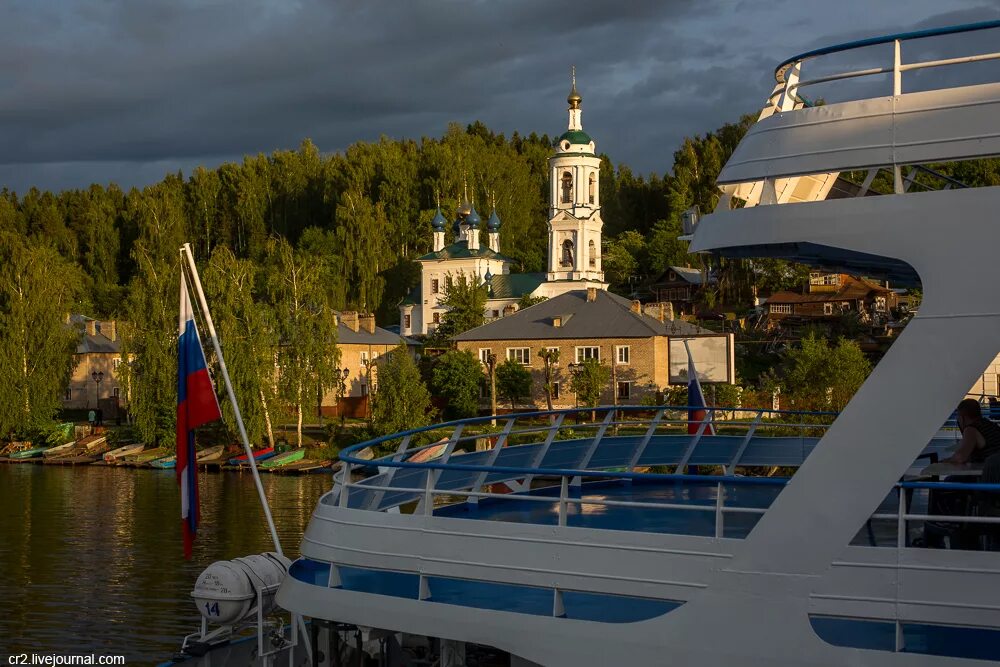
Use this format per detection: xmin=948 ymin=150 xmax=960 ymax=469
xmin=561 ymin=172 xmax=573 ymax=203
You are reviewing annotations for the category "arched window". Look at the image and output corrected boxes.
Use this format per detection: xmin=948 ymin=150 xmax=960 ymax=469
xmin=561 ymin=239 xmax=574 ymax=267
xmin=588 ymin=173 xmax=596 ymax=204
xmin=561 ymin=172 xmax=573 ymax=204
xmin=588 ymin=240 xmax=597 ymax=267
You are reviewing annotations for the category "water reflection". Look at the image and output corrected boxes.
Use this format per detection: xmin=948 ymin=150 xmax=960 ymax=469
xmin=0 ymin=465 xmax=331 ymax=664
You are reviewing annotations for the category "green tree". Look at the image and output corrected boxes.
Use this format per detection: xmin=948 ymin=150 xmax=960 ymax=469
xmin=783 ymin=334 xmax=872 ymax=410
xmin=431 ymin=350 xmax=483 ymax=419
xmin=431 ymin=273 xmax=488 ymax=342
xmin=371 ymin=345 xmax=434 ymax=436
xmin=203 ymin=246 xmax=280 ymax=447
xmin=119 ymin=178 xmax=189 ymax=447
xmin=537 ymin=347 xmax=560 ymax=411
xmin=264 ymin=237 xmax=340 ymax=447
xmin=495 ymin=358 xmax=532 ymax=411
xmin=570 ymin=358 xmax=610 ymax=408
xmin=0 ymin=234 xmax=83 ymax=438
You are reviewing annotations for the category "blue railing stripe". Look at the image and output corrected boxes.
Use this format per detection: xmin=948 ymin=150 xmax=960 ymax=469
xmin=774 ymin=19 xmax=1000 ymax=82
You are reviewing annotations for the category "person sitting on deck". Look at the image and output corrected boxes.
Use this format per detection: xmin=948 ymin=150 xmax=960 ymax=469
xmin=924 ymin=399 xmax=1000 ymax=548
xmin=945 ymin=398 xmax=1000 ymax=465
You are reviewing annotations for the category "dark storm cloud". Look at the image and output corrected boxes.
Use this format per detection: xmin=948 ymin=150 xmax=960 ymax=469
xmin=0 ymin=0 xmax=998 ymax=192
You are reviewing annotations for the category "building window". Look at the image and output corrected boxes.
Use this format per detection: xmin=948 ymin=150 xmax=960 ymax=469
xmin=552 ymin=381 xmax=561 ymax=400
xmin=445 ymin=276 xmax=453 ymax=290
xmin=810 ymin=273 xmax=840 ymax=286
xmin=360 ymin=351 xmax=369 ymax=365
xmin=588 ymin=173 xmax=596 ymax=204
xmin=617 ymin=381 xmax=631 ymax=400
xmin=561 ymin=171 xmax=573 ymax=203
xmin=112 ymin=358 xmax=122 ymax=370
xmin=874 ymin=296 xmax=887 ymax=312
xmin=588 ymin=240 xmax=596 ymax=267
xmin=113 ymin=387 xmax=120 ymax=398
xmin=544 ymin=346 xmax=560 ymax=364
xmin=431 ymin=279 xmax=439 ymax=294
xmin=575 ymin=346 xmax=600 ymax=363
xmin=403 ymin=314 xmax=411 ymax=329
xmin=616 ymin=345 xmax=630 ymax=364
xmin=64 ymin=388 xmax=71 ymax=401
xmin=561 ymin=239 xmax=575 ymax=267
xmin=823 ymin=303 xmax=833 ymax=315
xmin=770 ymin=304 xmax=792 ymax=314
xmin=432 ymin=312 xmax=441 ymax=324
xmin=479 ymin=348 xmax=492 ymax=365
xmin=507 ymin=347 xmax=531 ymax=366
xmin=360 ymin=383 xmax=369 ymax=397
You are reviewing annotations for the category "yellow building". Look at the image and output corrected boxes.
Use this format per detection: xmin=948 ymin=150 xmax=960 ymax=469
xmin=319 ymin=311 xmax=418 ymax=418
xmin=453 ymin=288 xmax=734 ymax=409
xmin=63 ymin=315 xmax=124 ymax=414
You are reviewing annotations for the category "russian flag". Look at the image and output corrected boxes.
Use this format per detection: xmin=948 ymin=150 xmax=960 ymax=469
xmin=177 ymin=274 xmax=221 ymax=559
xmin=686 ymin=345 xmax=715 ymax=436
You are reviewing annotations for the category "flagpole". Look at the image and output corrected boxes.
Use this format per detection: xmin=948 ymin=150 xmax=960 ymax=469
xmin=180 ymin=243 xmax=284 ymax=558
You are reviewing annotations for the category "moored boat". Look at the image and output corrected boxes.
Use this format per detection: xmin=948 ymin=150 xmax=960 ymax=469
xmin=10 ymin=445 xmax=50 ymax=460
xmin=42 ymin=441 xmax=78 ymax=458
xmin=196 ymin=444 xmax=226 ymax=463
xmin=104 ymin=443 xmax=145 ymax=462
xmin=129 ymin=447 xmax=170 ymax=465
xmin=260 ymin=449 xmax=305 ymax=470
xmin=149 ymin=455 xmax=176 ymax=469
xmin=228 ymin=446 xmax=275 ymax=466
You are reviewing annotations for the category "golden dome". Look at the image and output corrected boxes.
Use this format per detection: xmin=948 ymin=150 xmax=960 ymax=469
xmin=567 ymin=66 xmax=582 ymax=109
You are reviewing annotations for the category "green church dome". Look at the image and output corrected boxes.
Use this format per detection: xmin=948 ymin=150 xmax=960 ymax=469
xmin=558 ymin=129 xmax=592 ymax=146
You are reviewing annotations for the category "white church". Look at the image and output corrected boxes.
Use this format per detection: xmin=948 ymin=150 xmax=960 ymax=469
xmin=400 ymin=76 xmax=609 ymax=337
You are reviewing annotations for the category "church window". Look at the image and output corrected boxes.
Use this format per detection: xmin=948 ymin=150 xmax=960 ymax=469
xmin=561 ymin=239 xmax=575 ymax=267
xmin=561 ymin=172 xmax=573 ymax=204
xmin=588 ymin=240 xmax=597 ymax=267
xmin=588 ymin=173 xmax=596 ymax=204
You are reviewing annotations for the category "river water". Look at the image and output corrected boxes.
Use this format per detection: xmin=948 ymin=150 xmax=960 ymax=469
xmin=0 ymin=463 xmax=331 ymax=666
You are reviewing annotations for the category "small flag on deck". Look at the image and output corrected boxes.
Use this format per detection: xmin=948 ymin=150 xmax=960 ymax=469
xmin=177 ymin=273 xmax=221 ymax=559
xmin=686 ymin=345 xmax=715 ymax=436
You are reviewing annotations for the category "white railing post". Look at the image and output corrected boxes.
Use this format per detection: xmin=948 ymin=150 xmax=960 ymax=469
xmin=338 ymin=461 xmax=352 ymax=508
xmin=715 ymin=481 xmax=725 ymax=538
xmin=423 ymin=469 xmax=434 ymax=517
xmin=893 ymin=39 xmax=902 ymax=95
xmin=558 ymin=476 xmax=569 ymax=527
xmin=897 ymin=486 xmax=908 ymax=549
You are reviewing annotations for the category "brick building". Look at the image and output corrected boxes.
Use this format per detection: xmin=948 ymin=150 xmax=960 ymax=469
xmin=453 ymin=288 xmax=733 ymax=409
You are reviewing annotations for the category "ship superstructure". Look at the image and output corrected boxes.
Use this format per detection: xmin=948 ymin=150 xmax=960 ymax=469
xmin=273 ymin=21 xmax=1000 ymax=666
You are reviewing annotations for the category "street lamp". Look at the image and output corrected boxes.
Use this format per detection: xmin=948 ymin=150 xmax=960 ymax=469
xmin=91 ymin=371 xmax=104 ymax=407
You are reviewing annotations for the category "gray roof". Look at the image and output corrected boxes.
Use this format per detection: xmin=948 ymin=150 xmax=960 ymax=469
xmin=660 ymin=266 xmax=715 ymax=285
xmin=453 ymin=289 xmax=714 ymax=341
xmin=69 ymin=315 xmax=121 ymax=354
xmin=337 ymin=320 xmax=411 ymax=346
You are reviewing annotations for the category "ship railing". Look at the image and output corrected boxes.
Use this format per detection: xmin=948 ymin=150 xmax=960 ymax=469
xmin=329 ymin=405 xmax=983 ymax=547
xmin=767 ymin=19 xmax=1000 ymax=114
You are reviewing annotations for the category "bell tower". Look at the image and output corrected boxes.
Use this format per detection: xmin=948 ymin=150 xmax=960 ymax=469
xmin=546 ymin=68 xmax=605 ymax=284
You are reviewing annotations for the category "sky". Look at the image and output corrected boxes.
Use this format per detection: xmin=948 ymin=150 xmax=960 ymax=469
xmin=2 ymin=0 xmax=998 ymax=193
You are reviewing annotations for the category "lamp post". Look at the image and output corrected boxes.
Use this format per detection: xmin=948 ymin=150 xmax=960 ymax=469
xmin=485 ymin=352 xmax=497 ymax=426
xmin=91 ymin=370 xmax=104 ymax=408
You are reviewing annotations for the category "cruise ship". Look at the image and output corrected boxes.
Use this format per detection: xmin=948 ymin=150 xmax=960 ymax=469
xmin=170 ymin=19 xmax=1000 ymax=667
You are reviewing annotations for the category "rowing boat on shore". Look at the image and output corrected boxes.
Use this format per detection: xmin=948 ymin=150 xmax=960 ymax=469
xmin=104 ymin=443 xmax=145 ymax=462
xmin=260 ymin=449 xmax=305 ymax=469
xmin=42 ymin=441 xmax=78 ymax=458
xmin=150 ymin=455 xmax=176 ymax=469
xmin=228 ymin=447 xmax=275 ymax=466
xmin=10 ymin=445 xmax=50 ymax=459
xmin=129 ymin=447 xmax=169 ymax=465
xmin=196 ymin=445 xmax=226 ymax=463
